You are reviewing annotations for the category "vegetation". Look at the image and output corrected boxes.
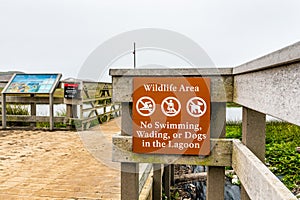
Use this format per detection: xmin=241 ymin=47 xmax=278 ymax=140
xmin=226 ymin=121 xmax=300 ymax=193
xmin=36 ymin=108 xmax=67 ymax=128
xmin=0 ymin=104 xmax=30 ymax=126
xmin=0 ymin=104 xmax=29 ymax=115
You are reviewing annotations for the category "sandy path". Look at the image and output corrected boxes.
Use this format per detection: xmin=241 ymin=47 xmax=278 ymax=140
xmin=0 ymin=118 xmax=121 ymax=200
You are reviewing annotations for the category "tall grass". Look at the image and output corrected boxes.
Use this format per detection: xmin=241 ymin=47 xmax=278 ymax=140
xmin=0 ymin=104 xmax=30 ymax=126
xmin=0 ymin=104 xmax=29 ymax=115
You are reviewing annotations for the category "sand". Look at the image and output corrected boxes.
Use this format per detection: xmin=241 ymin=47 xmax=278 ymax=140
xmin=0 ymin=118 xmax=122 ymax=200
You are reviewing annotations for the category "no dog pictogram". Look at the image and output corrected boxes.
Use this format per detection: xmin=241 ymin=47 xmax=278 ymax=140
xmin=187 ymin=97 xmax=207 ymax=117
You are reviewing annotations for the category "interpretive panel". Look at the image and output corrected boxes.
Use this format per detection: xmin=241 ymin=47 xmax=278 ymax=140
xmin=133 ymin=77 xmax=211 ymax=155
xmin=3 ymin=74 xmax=61 ymax=94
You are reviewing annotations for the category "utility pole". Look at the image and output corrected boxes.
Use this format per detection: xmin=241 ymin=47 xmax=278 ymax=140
xmin=133 ymin=42 xmax=136 ymax=69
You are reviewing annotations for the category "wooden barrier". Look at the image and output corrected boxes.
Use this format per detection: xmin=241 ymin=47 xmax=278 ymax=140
xmin=110 ymin=42 xmax=300 ymax=200
xmin=63 ymin=81 xmax=121 ymax=130
xmin=0 ymin=79 xmax=120 ymax=130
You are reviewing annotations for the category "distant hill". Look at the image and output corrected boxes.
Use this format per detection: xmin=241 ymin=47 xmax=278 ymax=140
xmin=0 ymin=71 xmax=24 ymax=82
xmin=0 ymin=71 xmax=24 ymax=75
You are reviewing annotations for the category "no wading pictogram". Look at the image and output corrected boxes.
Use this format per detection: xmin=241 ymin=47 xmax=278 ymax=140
xmin=161 ymin=97 xmax=181 ymax=117
xmin=133 ymin=77 xmax=211 ymax=155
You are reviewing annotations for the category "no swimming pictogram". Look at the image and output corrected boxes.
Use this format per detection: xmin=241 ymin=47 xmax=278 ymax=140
xmin=136 ymin=96 xmax=155 ymax=116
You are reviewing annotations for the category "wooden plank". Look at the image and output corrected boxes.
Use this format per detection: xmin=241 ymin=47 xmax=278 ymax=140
xmin=81 ymin=97 xmax=111 ymax=103
xmin=112 ymin=136 xmax=232 ymax=166
xmin=1 ymin=96 xmax=63 ymax=104
xmin=110 ymin=68 xmax=233 ymax=76
xmin=110 ymin=68 xmax=233 ymax=103
xmin=63 ymin=98 xmax=82 ymax=105
xmin=6 ymin=115 xmax=65 ymax=123
xmin=72 ymin=109 xmax=120 ymax=124
xmin=81 ymin=103 xmax=120 ymax=113
xmin=139 ymin=163 xmax=152 ymax=194
xmin=112 ymin=75 xmax=233 ymax=103
xmin=233 ymin=41 xmax=300 ymax=74
xmin=232 ymin=140 xmax=297 ymax=200
xmin=234 ymin=63 xmax=300 ymax=126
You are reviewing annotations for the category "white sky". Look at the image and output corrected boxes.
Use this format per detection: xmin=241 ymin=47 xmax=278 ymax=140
xmin=1 ymin=0 xmax=300 ymax=81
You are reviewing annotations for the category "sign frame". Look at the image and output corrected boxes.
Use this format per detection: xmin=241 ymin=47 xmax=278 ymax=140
xmin=2 ymin=73 xmax=62 ymax=94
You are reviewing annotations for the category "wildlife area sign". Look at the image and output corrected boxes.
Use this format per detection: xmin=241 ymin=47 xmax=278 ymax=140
xmin=132 ymin=77 xmax=211 ymax=155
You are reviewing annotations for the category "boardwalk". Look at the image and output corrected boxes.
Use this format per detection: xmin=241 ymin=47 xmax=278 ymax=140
xmin=0 ymin=119 xmax=121 ymax=200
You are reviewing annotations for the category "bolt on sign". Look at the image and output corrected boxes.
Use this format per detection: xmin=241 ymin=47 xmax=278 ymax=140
xmin=133 ymin=77 xmax=210 ymax=155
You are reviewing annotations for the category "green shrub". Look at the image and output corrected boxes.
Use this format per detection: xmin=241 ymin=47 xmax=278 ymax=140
xmin=226 ymin=121 xmax=300 ymax=192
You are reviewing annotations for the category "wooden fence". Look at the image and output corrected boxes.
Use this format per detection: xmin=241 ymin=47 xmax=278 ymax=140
xmin=0 ymin=80 xmax=120 ymax=130
xmin=110 ymin=41 xmax=300 ymax=199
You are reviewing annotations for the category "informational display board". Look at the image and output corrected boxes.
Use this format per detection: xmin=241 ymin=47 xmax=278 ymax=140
xmin=133 ymin=77 xmax=211 ymax=155
xmin=3 ymin=74 xmax=61 ymax=94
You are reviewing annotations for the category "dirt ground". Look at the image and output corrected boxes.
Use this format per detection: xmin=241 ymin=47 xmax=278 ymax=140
xmin=0 ymin=118 xmax=122 ymax=200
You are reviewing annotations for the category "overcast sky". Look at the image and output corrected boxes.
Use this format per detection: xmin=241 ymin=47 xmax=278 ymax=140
xmin=1 ymin=0 xmax=300 ymax=81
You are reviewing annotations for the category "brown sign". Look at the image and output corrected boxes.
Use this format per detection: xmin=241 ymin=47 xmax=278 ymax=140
xmin=133 ymin=77 xmax=210 ymax=155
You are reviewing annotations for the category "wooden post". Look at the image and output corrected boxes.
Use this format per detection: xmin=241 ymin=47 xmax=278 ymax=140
xmin=66 ymin=104 xmax=72 ymax=129
xmin=66 ymin=104 xmax=77 ymax=129
xmin=153 ymin=164 xmax=162 ymax=200
xmin=121 ymin=163 xmax=139 ymax=200
xmin=163 ymin=164 xmax=171 ymax=199
xmin=80 ymin=104 xmax=84 ymax=131
xmin=49 ymin=94 xmax=54 ymax=131
xmin=206 ymin=102 xmax=226 ymax=200
xmin=241 ymin=107 xmax=266 ymax=200
xmin=1 ymin=93 xmax=6 ymax=129
xmin=30 ymin=94 xmax=36 ymax=127
xmin=121 ymin=102 xmax=140 ymax=200
xmin=171 ymin=164 xmax=175 ymax=186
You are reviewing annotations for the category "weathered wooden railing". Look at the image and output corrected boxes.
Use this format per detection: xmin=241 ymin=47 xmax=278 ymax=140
xmin=0 ymin=80 xmax=120 ymax=130
xmin=63 ymin=81 xmax=121 ymax=130
xmin=110 ymin=41 xmax=300 ymax=200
